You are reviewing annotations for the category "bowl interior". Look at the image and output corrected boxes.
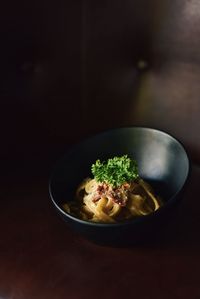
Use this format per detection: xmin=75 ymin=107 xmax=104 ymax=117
xmin=50 ymin=127 xmax=190 ymax=212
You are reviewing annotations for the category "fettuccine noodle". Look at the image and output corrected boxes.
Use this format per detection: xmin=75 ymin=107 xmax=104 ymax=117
xmin=63 ymin=177 xmax=162 ymax=223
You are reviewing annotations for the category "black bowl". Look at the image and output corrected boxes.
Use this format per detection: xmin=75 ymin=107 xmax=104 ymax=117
xmin=49 ymin=127 xmax=190 ymax=246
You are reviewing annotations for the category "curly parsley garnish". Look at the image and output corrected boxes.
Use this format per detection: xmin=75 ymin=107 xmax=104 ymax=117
xmin=91 ymin=155 xmax=139 ymax=188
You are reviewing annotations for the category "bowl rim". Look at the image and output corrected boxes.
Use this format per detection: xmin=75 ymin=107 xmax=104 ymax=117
xmin=49 ymin=125 xmax=191 ymax=227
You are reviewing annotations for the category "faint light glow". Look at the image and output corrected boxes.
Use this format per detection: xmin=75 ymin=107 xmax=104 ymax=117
xmin=183 ymin=0 xmax=200 ymax=21
xmin=137 ymin=60 xmax=148 ymax=70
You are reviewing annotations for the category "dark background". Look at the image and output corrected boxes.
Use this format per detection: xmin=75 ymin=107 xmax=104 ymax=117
xmin=1 ymin=0 xmax=200 ymax=184
xmin=1 ymin=1 xmax=200 ymax=298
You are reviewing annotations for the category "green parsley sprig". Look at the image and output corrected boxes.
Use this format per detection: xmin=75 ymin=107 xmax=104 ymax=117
xmin=91 ymin=155 xmax=139 ymax=188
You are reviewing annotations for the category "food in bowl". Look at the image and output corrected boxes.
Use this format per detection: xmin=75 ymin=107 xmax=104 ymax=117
xmin=62 ymin=155 xmax=163 ymax=223
xmin=49 ymin=127 xmax=190 ymax=245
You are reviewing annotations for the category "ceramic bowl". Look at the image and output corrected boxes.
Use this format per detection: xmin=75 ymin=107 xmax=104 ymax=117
xmin=49 ymin=127 xmax=190 ymax=246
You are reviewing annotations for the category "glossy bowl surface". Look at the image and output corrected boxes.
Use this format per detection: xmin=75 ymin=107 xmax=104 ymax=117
xmin=49 ymin=127 xmax=190 ymax=246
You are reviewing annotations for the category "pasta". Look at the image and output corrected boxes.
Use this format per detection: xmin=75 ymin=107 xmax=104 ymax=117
xmin=63 ymin=177 xmax=163 ymax=223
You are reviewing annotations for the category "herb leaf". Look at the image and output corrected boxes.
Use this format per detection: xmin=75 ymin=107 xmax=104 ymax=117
xmin=91 ymin=155 xmax=139 ymax=187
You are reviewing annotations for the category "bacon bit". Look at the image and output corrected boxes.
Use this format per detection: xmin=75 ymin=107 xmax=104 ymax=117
xmin=123 ymin=182 xmax=130 ymax=189
xmin=92 ymin=194 xmax=101 ymax=202
xmin=92 ymin=182 xmax=130 ymax=206
xmin=113 ymin=198 xmax=126 ymax=207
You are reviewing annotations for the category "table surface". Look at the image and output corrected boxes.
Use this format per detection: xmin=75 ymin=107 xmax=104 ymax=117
xmin=1 ymin=163 xmax=200 ymax=299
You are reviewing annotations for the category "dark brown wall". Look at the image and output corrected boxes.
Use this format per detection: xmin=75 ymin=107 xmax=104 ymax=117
xmin=1 ymin=0 xmax=200 ymax=178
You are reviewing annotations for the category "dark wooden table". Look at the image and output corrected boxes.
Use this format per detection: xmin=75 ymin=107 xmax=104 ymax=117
xmin=1 ymin=157 xmax=200 ymax=299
